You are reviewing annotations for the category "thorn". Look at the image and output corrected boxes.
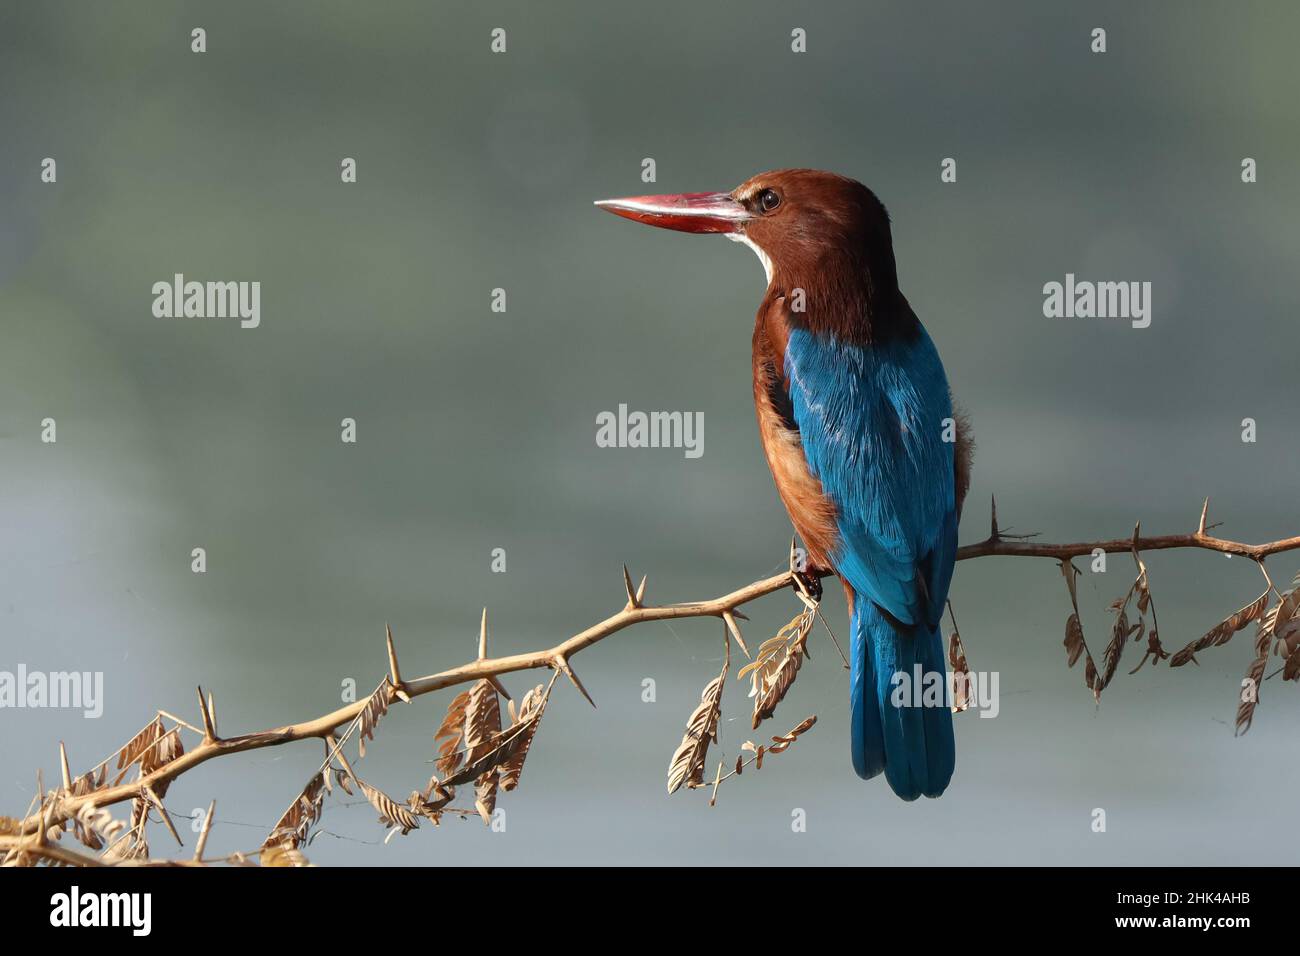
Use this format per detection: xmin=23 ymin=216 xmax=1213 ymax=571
xmin=722 ymin=610 xmax=751 ymax=658
xmin=709 ymin=759 xmax=723 ymax=807
xmin=327 ymin=733 xmax=359 ymax=783
xmin=730 ymin=609 xmax=750 ymax=622
xmin=58 ymin=742 xmax=71 ymax=791
xmin=488 ymin=675 xmax=513 ymax=702
xmin=1198 ymin=496 xmax=1210 ymax=536
xmin=35 ymin=771 xmax=49 ymax=847
xmin=386 ymin=624 xmax=411 ymax=700
xmin=636 ymin=574 xmax=648 ymax=606
xmin=553 ymin=654 xmax=596 ymax=708
xmin=990 ymin=494 xmax=1000 ymax=540
xmin=478 ymin=608 xmax=488 ymax=660
xmin=1132 ymin=521 xmax=1141 ymax=551
xmin=621 ymin=564 xmax=637 ymax=608
xmin=145 ymin=785 xmax=184 ymax=847
xmin=197 ymin=686 xmax=217 ymax=741
xmin=193 ymin=799 xmax=216 ymax=862
xmin=207 ymin=691 xmax=218 ymax=737
xmin=385 ymin=623 xmax=403 ymax=687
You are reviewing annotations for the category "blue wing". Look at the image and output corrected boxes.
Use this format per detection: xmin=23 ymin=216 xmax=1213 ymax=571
xmin=783 ymin=324 xmax=956 ymax=627
xmin=783 ymin=319 xmax=958 ymax=799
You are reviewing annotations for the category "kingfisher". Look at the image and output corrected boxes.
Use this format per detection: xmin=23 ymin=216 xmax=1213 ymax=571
xmin=596 ymin=170 xmax=972 ymax=800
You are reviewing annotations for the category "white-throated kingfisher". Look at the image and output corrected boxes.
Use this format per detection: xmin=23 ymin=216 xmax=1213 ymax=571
xmin=597 ymin=169 xmax=972 ymax=800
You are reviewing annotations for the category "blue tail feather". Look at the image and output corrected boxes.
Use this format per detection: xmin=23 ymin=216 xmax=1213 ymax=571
xmin=850 ymin=601 xmax=955 ymax=800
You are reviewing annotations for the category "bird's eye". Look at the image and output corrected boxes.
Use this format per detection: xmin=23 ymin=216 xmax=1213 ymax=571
xmin=758 ymin=189 xmax=781 ymax=212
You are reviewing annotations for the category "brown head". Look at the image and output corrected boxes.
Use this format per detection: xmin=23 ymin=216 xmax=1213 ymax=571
xmin=596 ymin=168 xmax=914 ymax=342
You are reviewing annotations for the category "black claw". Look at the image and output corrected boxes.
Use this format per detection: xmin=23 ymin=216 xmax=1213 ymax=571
xmin=792 ymin=568 xmax=823 ymax=603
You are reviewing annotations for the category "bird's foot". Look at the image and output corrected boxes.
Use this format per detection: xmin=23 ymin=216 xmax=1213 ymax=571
xmin=791 ymin=567 xmax=823 ymax=607
xmin=787 ymin=537 xmax=824 ymax=607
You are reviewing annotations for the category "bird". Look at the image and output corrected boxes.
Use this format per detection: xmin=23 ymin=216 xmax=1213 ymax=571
xmin=596 ymin=169 xmax=972 ymax=800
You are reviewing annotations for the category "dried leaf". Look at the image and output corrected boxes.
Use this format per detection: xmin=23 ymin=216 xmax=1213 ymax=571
xmin=1236 ymin=648 xmax=1267 ymax=736
xmin=463 ymin=681 xmax=500 ymax=762
xmin=111 ymin=717 xmax=166 ymax=785
xmin=1262 ymin=572 xmax=1300 ymax=641
xmin=463 ymin=680 xmax=501 ymax=824
xmin=439 ymin=708 xmax=546 ymax=788
xmin=1093 ymin=608 xmax=1139 ymax=699
xmin=70 ymin=765 xmax=107 ymax=799
xmin=260 ymin=845 xmax=311 ymax=867
xmin=667 ymin=661 xmax=726 ymax=794
xmin=1129 ymin=628 xmax=1169 ymax=674
xmin=262 ymin=771 xmax=326 ymax=850
xmin=334 ymin=768 xmax=355 ymax=796
xmin=1064 ymin=613 xmax=1085 ymax=667
xmin=1061 ymin=560 xmax=1110 ymax=699
xmin=740 ymin=608 xmax=814 ymax=729
xmin=358 ymin=778 xmax=420 ymax=835
xmin=103 ymin=799 xmax=151 ymax=862
xmin=1060 ymin=559 xmax=1080 ymax=605
xmin=434 ymin=690 xmax=472 ymax=777
xmin=1169 ymin=591 xmax=1270 ymax=667
xmin=498 ymin=684 xmax=547 ymax=791
xmin=947 ymin=632 xmax=972 ymax=713
xmin=474 ymin=778 xmax=497 ymax=826
xmin=1283 ymin=643 xmax=1300 ymax=682
xmin=1276 ymin=616 xmax=1300 ymax=660
xmin=410 ymin=781 xmax=454 ymax=826
xmin=357 ymin=680 xmax=393 ymax=759
xmin=73 ymin=804 xmax=125 ymax=852
xmin=140 ymin=728 xmax=184 ymax=779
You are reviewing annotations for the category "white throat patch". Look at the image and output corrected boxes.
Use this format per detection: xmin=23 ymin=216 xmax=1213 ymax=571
xmin=727 ymin=232 xmax=774 ymax=285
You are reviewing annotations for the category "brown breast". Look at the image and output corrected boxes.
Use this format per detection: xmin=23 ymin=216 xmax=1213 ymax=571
xmin=751 ymin=294 xmax=841 ymax=573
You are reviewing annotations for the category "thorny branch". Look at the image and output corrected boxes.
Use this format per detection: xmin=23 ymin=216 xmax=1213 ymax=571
xmin=3 ymin=497 xmax=1299 ymax=866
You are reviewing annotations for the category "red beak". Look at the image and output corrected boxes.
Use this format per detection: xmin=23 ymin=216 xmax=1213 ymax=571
xmin=594 ymin=191 xmax=750 ymax=234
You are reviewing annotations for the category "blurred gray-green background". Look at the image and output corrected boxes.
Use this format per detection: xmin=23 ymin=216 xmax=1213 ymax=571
xmin=2 ymin=1 xmax=1298 ymax=865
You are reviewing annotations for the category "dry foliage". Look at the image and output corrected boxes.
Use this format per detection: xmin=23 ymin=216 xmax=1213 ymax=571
xmin=463 ymin=679 xmax=502 ymax=824
xmin=357 ymin=679 xmax=393 ymax=759
xmin=948 ymin=635 xmax=972 ymax=714
xmin=262 ymin=771 xmax=326 ymax=851
xmin=667 ymin=655 xmax=728 ymax=795
xmin=500 ymin=685 xmax=547 ymax=791
xmin=1168 ymin=592 xmax=1269 ymax=667
xmin=669 ymin=598 xmax=825 ymax=803
xmin=441 ymin=703 xmax=548 ymax=789
xmin=5 ymin=499 xmax=1300 ymax=866
xmin=738 ymin=607 xmax=815 ymax=729
xmin=709 ymin=716 xmax=818 ymax=806
xmin=434 ymin=689 xmax=472 ymax=777
xmin=358 ymin=778 xmax=422 ymax=837
xmin=1234 ymin=571 xmax=1300 ymax=734
xmin=260 ymin=845 xmax=311 ymax=867
xmin=1061 ymin=534 xmax=1161 ymax=703
xmin=1048 ymin=512 xmax=1300 ymax=735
